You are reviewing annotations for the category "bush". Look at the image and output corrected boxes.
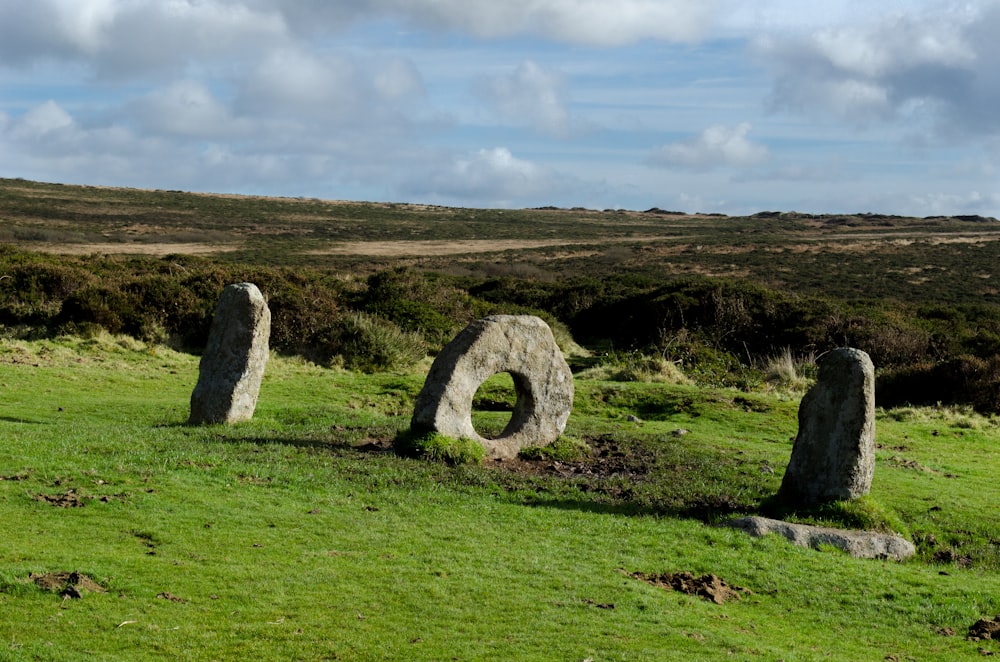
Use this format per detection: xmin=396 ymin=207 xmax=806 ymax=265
xmin=310 ymin=312 xmax=426 ymax=373
xmin=358 ymin=268 xmax=471 ymax=347
xmin=877 ymin=355 xmax=1000 ymax=414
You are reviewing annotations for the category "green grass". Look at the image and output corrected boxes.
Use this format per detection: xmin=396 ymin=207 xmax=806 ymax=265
xmin=0 ymin=335 xmax=999 ymax=660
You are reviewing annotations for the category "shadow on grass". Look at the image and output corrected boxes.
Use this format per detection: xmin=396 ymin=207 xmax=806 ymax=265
xmin=0 ymin=416 xmax=47 ymax=424
xmin=522 ymin=495 xmax=765 ymax=523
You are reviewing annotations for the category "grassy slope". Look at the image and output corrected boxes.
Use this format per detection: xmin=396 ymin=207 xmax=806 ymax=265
xmin=1 ymin=336 xmax=998 ymax=661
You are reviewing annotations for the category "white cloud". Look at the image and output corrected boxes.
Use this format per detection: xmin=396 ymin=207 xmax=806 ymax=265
xmin=0 ymin=0 xmax=719 ymax=78
xmin=272 ymin=0 xmax=721 ymax=46
xmin=9 ymin=100 xmax=75 ymax=140
xmin=130 ymin=80 xmax=246 ymax=138
xmin=475 ymin=61 xmax=572 ymax=137
xmin=400 ymin=147 xmax=582 ymax=205
xmin=648 ymin=123 xmax=769 ymax=170
xmin=373 ymin=57 xmax=426 ymax=102
xmin=755 ymin=2 xmax=1000 ymax=135
xmin=232 ymin=48 xmax=428 ymax=129
xmin=0 ymin=0 xmax=289 ymax=79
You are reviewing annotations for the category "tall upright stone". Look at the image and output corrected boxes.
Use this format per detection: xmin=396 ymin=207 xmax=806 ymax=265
xmin=189 ymin=283 xmax=271 ymax=425
xmin=778 ymin=347 xmax=876 ymax=505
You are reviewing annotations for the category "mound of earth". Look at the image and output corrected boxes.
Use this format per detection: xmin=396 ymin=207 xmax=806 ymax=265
xmin=969 ymin=615 xmax=1000 ymax=641
xmin=626 ymin=570 xmax=750 ymax=604
xmin=31 ymin=571 xmax=107 ymax=598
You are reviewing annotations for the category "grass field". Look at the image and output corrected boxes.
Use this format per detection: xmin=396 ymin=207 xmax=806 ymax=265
xmin=1 ymin=334 xmax=999 ymax=661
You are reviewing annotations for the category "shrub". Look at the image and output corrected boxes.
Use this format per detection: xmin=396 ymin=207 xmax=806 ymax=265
xmin=310 ymin=312 xmax=426 ymax=373
xmin=877 ymin=355 xmax=1000 ymax=414
xmin=358 ymin=268 xmax=472 ymax=347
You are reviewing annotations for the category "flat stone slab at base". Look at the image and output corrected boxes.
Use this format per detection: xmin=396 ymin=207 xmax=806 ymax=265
xmin=726 ymin=516 xmax=915 ymax=561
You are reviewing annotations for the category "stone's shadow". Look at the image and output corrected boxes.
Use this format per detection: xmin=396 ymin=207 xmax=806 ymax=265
xmin=201 ymin=432 xmax=397 ymax=453
xmin=0 ymin=416 xmax=46 ymax=424
xmin=523 ymin=495 xmax=757 ymax=522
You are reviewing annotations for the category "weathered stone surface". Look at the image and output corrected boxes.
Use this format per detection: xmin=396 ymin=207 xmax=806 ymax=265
xmin=778 ymin=347 xmax=875 ymax=504
xmin=189 ymin=283 xmax=270 ymax=425
xmin=411 ymin=315 xmax=573 ymax=460
xmin=726 ymin=516 xmax=915 ymax=561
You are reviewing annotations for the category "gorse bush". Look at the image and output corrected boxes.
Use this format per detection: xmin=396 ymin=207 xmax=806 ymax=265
xmin=312 ymin=311 xmax=427 ymax=373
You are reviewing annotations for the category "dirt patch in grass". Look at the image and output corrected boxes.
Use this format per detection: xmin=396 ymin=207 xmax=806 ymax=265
xmin=33 ymin=489 xmax=128 ymax=507
xmin=31 ymin=571 xmax=107 ymax=598
xmin=157 ymin=592 xmax=188 ymax=603
xmin=33 ymin=489 xmax=88 ymax=507
xmin=626 ymin=570 xmax=751 ymax=604
xmin=969 ymin=615 xmax=1000 ymax=641
xmin=494 ymin=434 xmax=653 ymax=482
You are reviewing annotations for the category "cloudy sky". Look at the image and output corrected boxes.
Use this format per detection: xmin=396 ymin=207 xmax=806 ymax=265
xmin=1 ymin=0 xmax=999 ymax=216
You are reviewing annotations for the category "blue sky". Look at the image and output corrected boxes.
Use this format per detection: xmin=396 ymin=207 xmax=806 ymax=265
xmin=1 ymin=0 xmax=998 ymax=216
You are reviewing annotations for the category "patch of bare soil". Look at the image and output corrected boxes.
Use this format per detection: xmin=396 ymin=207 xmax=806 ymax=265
xmin=626 ymin=570 xmax=751 ymax=605
xmin=969 ymin=615 xmax=1000 ymax=641
xmin=933 ymin=549 xmax=974 ymax=567
xmin=494 ymin=435 xmax=652 ymax=482
xmin=33 ymin=489 xmax=128 ymax=507
xmin=35 ymin=242 xmax=240 ymax=256
xmin=31 ymin=571 xmax=107 ymax=598
xmin=33 ymin=489 xmax=88 ymax=507
xmin=156 ymin=592 xmax=187 ymax=603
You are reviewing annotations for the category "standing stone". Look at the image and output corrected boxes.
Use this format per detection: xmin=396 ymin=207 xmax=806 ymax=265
xmin=189 ymin=283 xmax=270 ymax=425
xmin=411 ymin=315 xmax=573 ymax=460
xmin=777 ymin=347 xmax=875 ymax=504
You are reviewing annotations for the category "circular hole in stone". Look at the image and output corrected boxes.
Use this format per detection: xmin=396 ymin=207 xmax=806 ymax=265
xmin=471 ymin=372 xmax=518 ymax=439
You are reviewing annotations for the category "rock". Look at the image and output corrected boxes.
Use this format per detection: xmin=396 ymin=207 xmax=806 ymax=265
xmin=726 ymin=516 xmax=915 ymax=561
xmin=189 ymin=283 xmax=270 ymax=425
xmin=778 ymin=348 xmax=875 ymax=504
xmin=411 ymin=315 xmax=573 ymax=460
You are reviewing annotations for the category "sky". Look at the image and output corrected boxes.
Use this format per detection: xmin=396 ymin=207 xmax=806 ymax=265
xmin=1 ymin=0 xmax=999 ymax=217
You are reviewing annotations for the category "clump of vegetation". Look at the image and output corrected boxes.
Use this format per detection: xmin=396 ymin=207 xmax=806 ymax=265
xmin=394 ymin=430 xmax=486 ymax=465
xmin=518 ymin=436 xmax=592 ymax=462
xmin=577 ymin=350 xmax=692 ymax=384
xmin=310 ymin=311 xmax=427 ymax=373
xmin=761 ymin=347 xmax=815 ymax=393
